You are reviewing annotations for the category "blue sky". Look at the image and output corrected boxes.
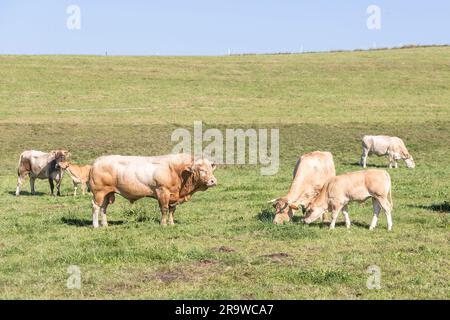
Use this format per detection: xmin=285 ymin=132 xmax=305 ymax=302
xmin=0 ymin=0 xmax=449 ymax=55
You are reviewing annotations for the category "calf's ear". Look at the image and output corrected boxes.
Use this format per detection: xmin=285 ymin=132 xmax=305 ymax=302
xmin=211 ymin=162 xmax=217 ymax=171
xmin=289 ymin=203 xmax=299 ymax=210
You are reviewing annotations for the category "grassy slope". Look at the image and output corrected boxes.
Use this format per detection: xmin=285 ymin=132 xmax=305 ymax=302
xmin=0 ymin=47 xmax=449 ymax=299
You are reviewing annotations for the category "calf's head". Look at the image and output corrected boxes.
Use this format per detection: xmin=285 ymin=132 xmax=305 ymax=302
xmin=270 ymin=197 xmax=298 ymax=224
xmin=56 ymin=160 xmax=70 ymax=170
xmin=304 ymin=201 xmax=328 ymax=224
xmin=185 ymin=158 xmax=217 ymax=190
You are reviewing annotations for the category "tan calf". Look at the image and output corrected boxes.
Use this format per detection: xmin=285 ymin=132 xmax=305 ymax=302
xmin=304 ymin=169 xmax=393 ymax=231
xmin=58 ymin=161 xmax=91 ymax=196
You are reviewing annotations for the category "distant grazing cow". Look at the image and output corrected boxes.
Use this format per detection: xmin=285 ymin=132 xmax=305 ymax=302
xmin=304 ymin=169 xmax=393 ymax=230
xmin=89 ymin=153 xmax=217 ymax=228
xmin=269 ymin=151 xmax=336 ymax=224
xmin=360 ymin=135 xmax=415 ymax=169
xmin=16 ymin=150 xmax=69 ymax=196
xmin=57 ymin=161 xmax=91 ymax=196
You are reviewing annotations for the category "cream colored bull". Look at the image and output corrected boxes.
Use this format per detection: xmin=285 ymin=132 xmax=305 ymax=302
xmin=304 ymin=169 xmax=393 ymax=231
xmin=89 ymin=153 xmax=217 ymax=228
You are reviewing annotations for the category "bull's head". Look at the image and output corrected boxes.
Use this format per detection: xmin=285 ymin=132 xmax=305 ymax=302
xmin=269 ymin=197 xmax=299 ymax=224
xmin=404 ymin=155 xmax=415 ymax=169
xmin=185 ymin=158 xmax=217 ymax=190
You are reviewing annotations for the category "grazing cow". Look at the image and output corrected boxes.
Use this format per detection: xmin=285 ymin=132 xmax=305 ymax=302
xmin=16 ymin=150 xmax=69 ymax=196
xmin=269 ymin=151 xmax=336 ymax=224
xmin=57 ymin=161 xmax=92 ymax=196
xmin=89 ymin=153 xmax=217 ymax=228
xmin=304 ymin=169 xmax=393 ymax=231
xmin=360 ymin=135 xmax=415 ymax=169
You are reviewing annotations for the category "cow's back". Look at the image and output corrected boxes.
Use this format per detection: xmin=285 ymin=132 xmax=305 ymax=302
xmin=290 ymin=151 xmax=335 ymax=206
xmin=363 ymin=135 xmax=393 ymax=155
xmin=89 ymin=153 xmax=192 ymax=199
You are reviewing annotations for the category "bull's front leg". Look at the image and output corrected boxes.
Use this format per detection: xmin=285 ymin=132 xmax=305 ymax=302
xmin=157 ymin=189 xmax=170 ymax=226
xmin=169 ymin=206 xmax=176 ymax=225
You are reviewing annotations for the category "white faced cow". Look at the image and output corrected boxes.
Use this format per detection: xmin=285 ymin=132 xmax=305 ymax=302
xmin=89 ymin=153 xmax=217 ymax=228
xmin=269 ymin=151 xmax=336 ymax=224
xmin=360 ymin=135 xmax=415 ymax=169
xmin=16 ymin=150 xmax=69 ymax=196
xmin=304 ymin=169 xmax=393 ymax=231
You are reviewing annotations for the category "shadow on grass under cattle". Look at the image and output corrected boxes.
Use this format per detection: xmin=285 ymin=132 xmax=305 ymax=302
xmin=61 ymin=217 xmax=125 ymax=227
xmin=408 ymin=202 xmax=450 ymax=213
xmin=8 ymin=190 xmax=46 ymax=196
xmin=257 ymin=208 xmax=370 ymax=229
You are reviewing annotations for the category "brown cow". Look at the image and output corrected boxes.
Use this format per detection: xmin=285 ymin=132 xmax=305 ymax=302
xmin=57 ymin=161 xmax=92 ymax=196
xmin=269 ymin=151 xmax=336 ymax=224
xmin=16 ymin=149 xmax=69 ymax=196
xmin=89 ymin=153 xmax=217 ymax=228
xmin=304 ymin=169 xmax=393 ymax=231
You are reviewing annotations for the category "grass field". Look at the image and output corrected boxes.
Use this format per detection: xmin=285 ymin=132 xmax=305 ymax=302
xmin=0 ymin=47 xmax=449 ymax=299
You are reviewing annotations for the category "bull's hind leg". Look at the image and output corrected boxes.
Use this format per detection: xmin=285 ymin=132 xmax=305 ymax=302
xmin=92 ymin=192 xmax=107 ymax=228
xmin=370 ymin=199 xmax=381 ymax=230
xmin=100 ymin=193 xmax=115 ymax=227
xmin=92 ymin=200 xmax=101 ymax=228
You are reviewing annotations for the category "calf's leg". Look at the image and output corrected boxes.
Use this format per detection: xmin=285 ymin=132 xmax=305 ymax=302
xmin=73 ymin=181 xmax=78 ymax=196
xmin=329 ymin=203 xmax=343 ymax=229
xmin=342 ymin=205 xmax=351 ymax=228
xmin=378 ymin=198 xmax=393 ymax=231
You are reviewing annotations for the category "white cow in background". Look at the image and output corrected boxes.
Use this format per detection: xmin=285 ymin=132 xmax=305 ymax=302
xmin=360 ymin=135 xmax=415 ymax=169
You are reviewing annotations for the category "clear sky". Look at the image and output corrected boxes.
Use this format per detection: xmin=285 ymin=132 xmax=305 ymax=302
xmin=0 ymin=0 xmax=449 ymax=55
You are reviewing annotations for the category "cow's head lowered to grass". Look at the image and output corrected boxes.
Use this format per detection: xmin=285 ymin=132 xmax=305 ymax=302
xmin=269 ymin=197 xmax=299 ymax=224
xmin=404 ymin=154 xmax=415 ymax=169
